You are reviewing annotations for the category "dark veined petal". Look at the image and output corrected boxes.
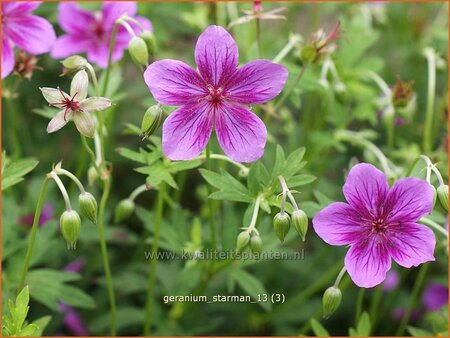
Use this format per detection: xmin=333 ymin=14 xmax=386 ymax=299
xmin=225 ymin=60 xmax=288 ymax=104
xmin=162 ymin=102 xmax=214 ymax=160
xmin=214 ymin=102 xmax=266 ymax=163
xmin=195 ymin=25 xmax=238 ymax=87
xmin=144 ymin=60 xmax=207 ymax=105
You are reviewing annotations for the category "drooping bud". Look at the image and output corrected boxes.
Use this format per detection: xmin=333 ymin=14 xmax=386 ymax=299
xmin=236 ymin=231 xmax=250 ymax=252
xmin=250 ymin=233 xmax=263 ymax=253
xmin=301 ymin=20 xmax=342 ymax=64
xmin=114 ymin=199 xmax=135 ymax=223
xmin=60 ymin=210 xmax=81 ymax=250
xmin=61 ymin=55 xmax=87 ymax=75
xmin=291 ymin=209 xmax=308 ymax=241
xmin=437 ymin=185 xmax=449 ymax=212
xmin=431 ymin=185 xmax=437 ymax=207
xmin=322 ymin=286 xmax=342 ymax=319
xmin=273 ymin=212 xmax=290 ymax=242
xmin=87 ymin=166 xmax=99 ymax=186
xmin=140 ymin=31 xmax=157 ymax=56
xmin=300 ymin=45 xmax=318 ymax=64
xmin=141 ymin=105 xmax=164 ymax=139
xmin=128 ymin=36 xmax=149 ymax=67
xmin=79 ymin=192 xmax=98 ymax=224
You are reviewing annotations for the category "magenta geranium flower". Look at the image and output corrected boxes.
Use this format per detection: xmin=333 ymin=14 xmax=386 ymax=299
xmin=144 ymin=25 xmax=288 ymax=163
xmin=1 ymin=1 xmax=56 ymax=78
xmin=51 ymin=2 xmax=152 ymax=68
xmin=313 ymin=163 xmax=436 ymax=288
xmin=422 ymin=282 xmax=448 ymax=311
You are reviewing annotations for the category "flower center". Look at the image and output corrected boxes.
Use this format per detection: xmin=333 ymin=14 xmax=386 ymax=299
xmin=206 ymin=85 xmax=224 ymax=104
xmin=371 ymin=218 xmax=387 ymax=233
xmin=49 ymin=88 xmax=81 ymax=121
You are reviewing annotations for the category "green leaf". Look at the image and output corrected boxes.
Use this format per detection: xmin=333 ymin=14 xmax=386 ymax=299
xmin=407 ymin=326 xmax=433 ymax=337
xmin=229 ymin=268 xmax=272 ymax=311
xmin=310 ymin=318 xmax=330 ymax=337
xmin=2 ymin=158 xmax=39 ymax=190
xmin=356 ymin=312 xmax=371 ymax=336
xmin=169 ymin=159 xmax=202 ymax=173
xmin=19 ymin=324 xmax=39 ymax=337
xmin=116 ymin=147 xmax=147 ymax=164
xmin=199 ymin=168 xmax=252 ymax=203
xmin=31 ymin=315 xmax=52 ymax=336
xmin=286 ymin=174 xmax=316 ymax=188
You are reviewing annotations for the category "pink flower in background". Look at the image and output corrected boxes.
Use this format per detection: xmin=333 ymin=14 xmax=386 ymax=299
xmin=1 ymin=1 xmax=56 ymax=78
xmin=382 ymin=270 xmax=399 ymax=291
xmin=313 ymin=163 xmax=435 ymax=288
xmin=422 ymin=283 xmax=448 ymax=311
xmin=18 ymin=203 xmax=53 ymax=227
xmin=63 ymin=258 xmax=86 ymax=274
xmin=144 ymin=25 xmax=288 ymax=163
xmin=51 ymin=2 xmax=152 ymax=68
xmin=59 ymin=303 xmax=89 ymax=336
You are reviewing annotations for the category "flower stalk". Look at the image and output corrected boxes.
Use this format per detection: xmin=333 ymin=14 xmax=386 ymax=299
xmin=423 ymin=48 xmax=436 ymax=153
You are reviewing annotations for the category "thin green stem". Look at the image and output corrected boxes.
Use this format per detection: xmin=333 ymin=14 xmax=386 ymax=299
xmin=396 ymin=264 xmax=429 ymax=336
xmin=143 ymin=182 xmax=165 ymax=335
xmin=55 ymin=168 xmax=85 ymax=194
xmin=97 ymin=178 xmax=116 ymax=335
xmin=247 ymin=194 xmax=263 ymax=232
xmin=423 ymin=48 xmax=436 ymax=153
xmin=205 ymin=143 xmax=217 ymax=249
xmin=354 ymin=288 xmax=365 ymax=325
xmin=17 ymin=178 xmax=50 ymax=292
xmin=333 ymin=266 xmax=347 ymax=288
xmin=50 ymin=172 xmax=72 ymax=211
xmin=272 ymin=34 xmax=302 ymax=64
xmin=85 ymin=63 xmax=100 ymax=96
xmin=129 ymin=184 xmax=149 ymax=201
xmin=386 ymin=113 xmax=395 ymax=151
xmin=81 ymin=135 xmax=100 ymax=174
xmin=278 ymin=175 xmax=299 ymax=211
xmin=101 ymin=23 xmax=119 ymax=97
xmin=196 ymin=153 xmax=249 ymax=175
xmin=369 ymin=285 xmax=383 ymax=331
xmin=255 ymin=17 xmax=263 ymax=58
xmin=420 ymin=217 xmax=448 ymax=238
xmin=275 ymin=65 xmax=307 ymax=110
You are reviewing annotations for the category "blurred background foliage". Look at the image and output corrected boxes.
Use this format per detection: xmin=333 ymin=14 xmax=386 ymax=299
xmin=2 ymin=1 xmax=448 ymax=336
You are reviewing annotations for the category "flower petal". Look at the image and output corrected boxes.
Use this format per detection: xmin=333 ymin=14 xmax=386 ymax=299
xmin=225 ymin=60 xmax=288 ymax=104
xmin=2 ymin=2 xmax=41 ymax=16
xmin=79 ymin=97 xmax=111 ymax=113
xmin=144 ymin=60 xmax=207 ymax=105
xmin=87 ymin=43 xmax=122 ymax=69
xmin=195 ymin=25 xmax=238 ymax=87
xmin=73 ymin=111 xmax=95 ymax=138
xmin=162 ymin=102 xmax=213 ymax=160
xmin=51 ymin=35 xmax=92 ymax=59
xmin=312 ymin=202 xmax=366 ymax=246
xmin=2 ymin=36 xmax=14 ymax=79
xmin=47 ymin=109 xmax=72 ymax=134
xmin=5 ymin=15 xmax=56 ymax=54
xmin=215 ymin=102 xmax=267 ymax=163
xmin=343 ymin=163 xmax=389 ymax=217
xmin=70 ymin=70 xmax=88 ymax=100
xmin=57 ymin=3 xmax=96 ymax=34
xmin=40 ymin=87 xmax=68 ymax=105
xmin=388 ymin=222 xmax=435 ymax=268
xmin=345 ymin=239 xmax=391 ymax=288
xmin=385 ymin=177 xmax=434 ymax=223
xmin=102 ymin=2 xmax=137 ymax=28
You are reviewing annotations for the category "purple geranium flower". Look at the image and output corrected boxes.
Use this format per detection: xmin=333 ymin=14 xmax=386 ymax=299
xmin=382 ymin=270 xmax=399 ymax=291
xmin=144 ymin=25 xmax=288 ymax=163
xmin=1 ymin=1 xmax=56 ymax=78
xmin=313 ymin=163 xmax=436 ymax=288
xmin=51 ymin=2 xmax=152 ymax=68
xmin=59 ymin=303 xmax=89 ymax=336
xmin=422 ymin=282 xmax=448 ymax=311
xmin=18 ymin=203 xmax=53 ymax=227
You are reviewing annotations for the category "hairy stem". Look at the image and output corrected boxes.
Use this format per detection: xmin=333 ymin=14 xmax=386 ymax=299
xmin=143 ymin=182 xmax=165 ymax=335
xmin=17 ymin=178 xmax=50 ymax=292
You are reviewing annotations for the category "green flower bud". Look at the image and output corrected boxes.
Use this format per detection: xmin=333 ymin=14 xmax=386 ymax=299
xmin=140 ymin=31 xmax=157 ymax=56
xmin=236 ymin=231 xmax=250 ymax=252
xmin=322 ymin=286 xmax=342 ymax=319
xmin=141 ymin=105 xmax=164 ymax=139
xmin=291 ymin=209 xmax=309 ymax=241
xmin=128 ymin=36 xmax=149 ymax=67
xmin=300 ymin=45 xmax=317 ymax=64
xmin=87 ymin=166 xmax=98 ymax=187
xmin=79 ymin=192 xmax=98 ymax=224
xmin=114 ymin=199 xmax=135 ymax=223
xmin=273 ymin=212 xmax=290 ymax=242
xmin=60 ymin=210 xmax=81 ymax=250
xmin=431 ymin=185 xmax=437 ymax=207
xmin=250 ymin=234 xmax=263 ymax=253
xmin=61 ymin=55 xmax=87 ymax=74
xmin=437 ymin=185 xmax=449 ymax=212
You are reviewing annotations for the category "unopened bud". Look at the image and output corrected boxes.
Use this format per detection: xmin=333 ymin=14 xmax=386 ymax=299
xmin=322 ymin=286 xmax=342 ymax=319
xmin=79 ymin=192 xmax=98 ymax=224
xmin=236 ymin=231 xmax=250 ymax=252
xmin=128 ymin=36 xmax=149 ymax=67
xmin=300 ymin=45 xmax=317 ymax=64
xmin=273 ymin=212 xmax=290 ymax=242
xmin=61 ymin=55 xmax=87 ymax=74
xmin=60 ymin=210 xmax=81 ymax=250
xmin=431 ymin=185 xmax=437 ymax=207
xmin=291 ymin=209 xmax=308 ymax=241
xmin=141 ymin=105 xmax=163 ymax=139
xmin=140 ymin=31 xmax=157 ymax=56
xmin=437 ymin=185 xmax=449 ymax=212
xmin=114 ymin=199 xmax=135 ymax=223
xmin=250 ymin=234 xmax=263 ymax=253
xmin=87 ymin=166 xmax=98 ymax=186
